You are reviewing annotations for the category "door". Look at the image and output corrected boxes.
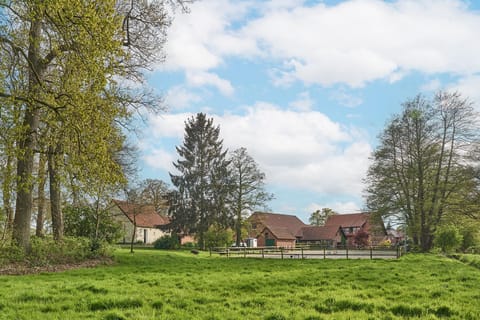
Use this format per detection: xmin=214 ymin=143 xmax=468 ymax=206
xmin=266 ymin=238 xmax=275 ymax=246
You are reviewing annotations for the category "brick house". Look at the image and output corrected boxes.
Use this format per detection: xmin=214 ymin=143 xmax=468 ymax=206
xmin=110 ymin=199 xmax=170 ymax=244
xmin=324 ymin=212 xmax=386 ymax=246
xmin=248 ymin=212 xmax=307 ymax=247
xmin=296 ymin=225 xmax=346 ymax=247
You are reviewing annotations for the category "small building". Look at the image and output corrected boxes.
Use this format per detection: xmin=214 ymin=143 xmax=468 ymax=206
xmin=110 ymin=199 xmax=170 ymax=244
xmin=256 ymin=225 xmax=298 ymax=248
xmin=296 ymin=225 xmax=346 ymax=247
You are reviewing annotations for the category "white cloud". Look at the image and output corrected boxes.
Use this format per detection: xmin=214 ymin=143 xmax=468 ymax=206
xmin=163 ymin=0 xmax=480 ymax=88
xmin=164 ymin=86 xmax=202 ymax=110
xmin=329 ymin=88 xmax=363 ymax=108
xmin=289 ymin=91 xmax=314 ymax=111
xmin=185 ymin=71 xmax=235 ymax=96
xmin=146 ymin=103 xmax=372 ymax=197
xmin=143 ymin=149 xmax=177 ymax=172
xmin=306 ymin=201 xmax=363 ymax=215
xmin=449 ymin=75 xmax=480 ymax=109
xmin=421 ymin=78 xmax=442 ymax=92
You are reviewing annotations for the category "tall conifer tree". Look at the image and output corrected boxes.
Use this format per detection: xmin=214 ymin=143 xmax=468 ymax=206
xmin=170 ymin=113 xmax=231 ymax=249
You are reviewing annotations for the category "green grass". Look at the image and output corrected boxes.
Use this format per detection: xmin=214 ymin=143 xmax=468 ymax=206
xmin=1 ymin=249 xmax=479 ymax=319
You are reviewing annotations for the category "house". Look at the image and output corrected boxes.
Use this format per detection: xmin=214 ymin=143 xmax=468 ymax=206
xmin=248 ymin=212 xmax=307 ymax=247
xmin=324 ymin=212 xmax=386 ymax=246
xmin=296 ymin=225 xmax=346 ymax=247
xmin=110 ymin=199 xmax=170 ymax=244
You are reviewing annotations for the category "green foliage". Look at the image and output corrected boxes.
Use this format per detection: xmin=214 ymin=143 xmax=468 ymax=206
xmin=228 ymin=147 xmax=274 ymax=246
xmin=204 ymin=224 xmax=234 ymax=248
xmin=309 ymin=208 xmax=336 ymax=226
xmin=0 ymin=236 xmax=113 ymax=267
xmin=64 ymin=205 xmax=123 ymax=245
xmin=434 ymin=225 xmax=463 ymax=253
xmin=153 ymin=235 xmax=180 ymax=250
xmin=459 ymin=224 xmax=480 ymax=252
xmin=366 ymin=92 xmax=480 ymax=252
xmin=170 ymin=113 xmax=232 ymax=249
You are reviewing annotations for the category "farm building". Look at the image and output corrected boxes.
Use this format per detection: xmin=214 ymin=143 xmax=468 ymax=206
xmin=296 ymin=225 xmax=346 ymax=247
xmin=248 ymin=212 xmax=307 ymax=247
xmin=324 ymin=212 xmax=386 ymax=246
xmin=110 ymin=199 xmax=170 ymax=244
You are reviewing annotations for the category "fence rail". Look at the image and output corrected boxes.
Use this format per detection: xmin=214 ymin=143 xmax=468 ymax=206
xmin=210 ymin=245 xmax=404 ymax=259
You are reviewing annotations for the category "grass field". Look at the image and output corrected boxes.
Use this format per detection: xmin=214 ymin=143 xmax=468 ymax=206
xmin=0 ymin=249 xmax=479 ymax=320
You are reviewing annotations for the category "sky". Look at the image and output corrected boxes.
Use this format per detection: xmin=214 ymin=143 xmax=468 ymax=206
xmin=137 ymin=0 xmax=480 ymax=223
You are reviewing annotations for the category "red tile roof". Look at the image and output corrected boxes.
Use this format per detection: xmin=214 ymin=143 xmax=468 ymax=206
xmin=113 ymin=199 xmax=170 ymax=228
xmin=299 ymin=225 xmax=342 ymax=241
xmin=324 ymin=212 xmax=370 ymax=228
xmin=261 ymin=226 xmax=297 ymax=240
xmin=249 ymin=212 xmax=307 ymax=236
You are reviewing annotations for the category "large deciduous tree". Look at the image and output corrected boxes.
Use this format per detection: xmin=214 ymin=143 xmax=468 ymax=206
xmin=365 ymin=91 xmax=480 ymax=252
xmin=0 ymin=0 xmax=189 ymax=250
xmin=170 ymin=113 xmax=231 ymax=249
xmin=228 ymin=147 xmax=273 ymax=246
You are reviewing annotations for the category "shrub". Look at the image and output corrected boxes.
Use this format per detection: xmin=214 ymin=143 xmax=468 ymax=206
xmin=204 ymin=224 xmax=234 ymax=248
xmin=434 ymin=225 xmax=463 ymax=253
xmin=153 ymin=235 xmax=180 ymax=250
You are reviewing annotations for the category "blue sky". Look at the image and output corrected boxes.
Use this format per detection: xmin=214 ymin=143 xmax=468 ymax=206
xmin=137 ymin=0 xmax=480 ymax=223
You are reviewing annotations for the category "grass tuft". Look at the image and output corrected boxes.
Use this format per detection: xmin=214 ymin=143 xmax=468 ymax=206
xmin=89 ymin=298 xmax=143 ymax=311
xmin=390 ymin=304 xmax=424 ymax=317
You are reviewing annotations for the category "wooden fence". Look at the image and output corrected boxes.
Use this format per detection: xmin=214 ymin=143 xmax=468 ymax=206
xmin=210 ymin=245 xmax=404 ymax=259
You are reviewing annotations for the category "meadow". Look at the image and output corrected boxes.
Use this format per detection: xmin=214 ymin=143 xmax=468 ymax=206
xmin=0 ymin=249 xmax=479 ymax=320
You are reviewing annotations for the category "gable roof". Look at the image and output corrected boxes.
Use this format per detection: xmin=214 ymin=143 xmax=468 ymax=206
xmin=298 ymin=225 xmax=343 ymax=241
xmin=324 ymin=212 xmax=370 ymax=228
xmin=112 ymin=199 xmax=170 ymax=228
xmin=249 ymin=212 xmax=307 ymax=236
xmin=260 ymin=226 xmax=297 ymax=240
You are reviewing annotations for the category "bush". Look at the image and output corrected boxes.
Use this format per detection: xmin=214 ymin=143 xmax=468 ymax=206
xmin=0 ymin=236 xmax=114 ymax=267
xmin=204 ymin=224 xmax=234 ymax=248
xmin=434 ymin=225 xmax=463 ymax=253
xmin=153 ymin=235 xmax=179 ymax=250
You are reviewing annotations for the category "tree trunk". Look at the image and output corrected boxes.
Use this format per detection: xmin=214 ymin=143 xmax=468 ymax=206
xmin=12 ymin=13 xmax=44 ymax=250
xmin=36 ymin=153 xmax=47 ymax=237
xmin=48 ymin=146 xmax=63 ymax=241
xmin=1 ymin=153 xmax=14 ymax=241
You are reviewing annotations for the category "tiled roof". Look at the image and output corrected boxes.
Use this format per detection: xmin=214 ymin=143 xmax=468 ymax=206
xmin=113 ymin=199 xmax=170 ymax=228
xmin=324 ymin=212 xmax=370 ymax=228
xmin=250 ymin=212 xmax=307 ymax=236
xmin=299 ymin=225 xmax=341 ymax=241
xmin=261 ymin=226 xmax=297 ymax=240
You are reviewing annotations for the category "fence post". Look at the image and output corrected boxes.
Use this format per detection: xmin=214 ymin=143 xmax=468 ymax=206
xmin=281 ymin=247 xmax=284 ymax=259
xmin=346 ymin=247 xmax=349 ymax=259
xmin=227 ymin=248 xmax=229 ymax=258
xmin=244 ymin=247 xmax=247 ymax=258
xmin=370 ymin=247 xmax=373 ymax=260
xmin=262 ymin=248 xmax=264 ymax=259
xmin=323 ymin=247 xmax=326 ymax=259
xmin=301 ymin=247 xmax=304 ymax=259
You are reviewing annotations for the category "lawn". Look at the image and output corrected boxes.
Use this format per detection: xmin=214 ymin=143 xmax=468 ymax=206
xmin=0 ymin=249 xmax=479 ymax=320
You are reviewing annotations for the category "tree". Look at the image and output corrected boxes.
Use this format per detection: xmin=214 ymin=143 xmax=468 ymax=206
xmin=204 ymin=223 xmax=234 ymax=248
xmin=434 ymin=225 xmax=463 ymax=253
xmin=228 ymin=148 xmax=273 ymax=246
xmin=0 ymin=0 xmax=189 ymax=251
xmin=309 ymin=208 xmax=337 ymax=226
xmin=366 ymin=92 xmax=480 ymax=252
xmin=170 ymin=113 xmax=231 ymax=249
xmin=64 ymin=205 xmax=123 ymax=245
xmin=137 ymin=179 xmax=170 ymax=214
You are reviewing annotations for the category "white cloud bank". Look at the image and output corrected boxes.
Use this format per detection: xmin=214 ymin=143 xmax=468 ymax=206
xmin=163 ymin=0 xmax=480 ymax=88
xmin=144 ymin=104 xmax=372 ymax=198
